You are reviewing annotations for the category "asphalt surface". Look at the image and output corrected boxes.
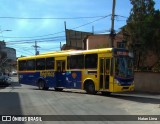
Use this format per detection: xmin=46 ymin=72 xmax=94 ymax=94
xmin=0 ymin=76 xmax=160 ymax=124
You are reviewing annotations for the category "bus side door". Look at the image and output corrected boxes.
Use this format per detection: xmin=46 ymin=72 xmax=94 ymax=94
xmin=56 ymin=60 xmax=66 ymax=87
xmin=99 ymin=58 xmax=110 ymax=90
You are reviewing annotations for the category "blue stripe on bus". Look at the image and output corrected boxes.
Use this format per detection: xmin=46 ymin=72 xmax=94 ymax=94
xmin=19 ymin=71 xmax=82 ymax=89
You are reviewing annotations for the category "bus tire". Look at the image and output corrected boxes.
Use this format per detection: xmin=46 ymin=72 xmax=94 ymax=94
xmin=85 ymin=81 xmax=96 ymax=94
xmin=55 ymin=88 xmax=63 ymax=91
xmin=38 ymin=80 xmax=45 ymax=90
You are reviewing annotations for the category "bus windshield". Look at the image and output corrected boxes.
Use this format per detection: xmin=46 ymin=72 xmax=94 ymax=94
xmin=115 ymin=57 xmax=134 ymax=78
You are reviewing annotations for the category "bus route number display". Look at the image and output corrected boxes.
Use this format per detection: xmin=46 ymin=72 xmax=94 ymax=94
xmin=115 ymin=51 xmax=128 ymax=56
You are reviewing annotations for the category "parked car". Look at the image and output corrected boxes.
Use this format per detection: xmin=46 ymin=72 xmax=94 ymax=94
xmin=12 ymin=71 xmax=17 ymax=76
xmin=0 ymin=72 xmax=12 ymax=86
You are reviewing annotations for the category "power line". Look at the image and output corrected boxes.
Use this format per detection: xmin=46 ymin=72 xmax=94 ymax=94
xmin=71 ymin=15 xmax=111 ymax=30
xmin=16 ymin=49 xmax=34 ymax=55
xmin=3 ymin=15 xmax=111 ymax=39
xmin=6 ymin=38 xmax=66 ymax=45
xmin=5 ymin=36 xmax=65 ymax=43
xmin=115 ymin=15 xmax=128 ymax=18
xmin=0 ymin=15 xmax=108 ymax=20
xmin=4 ymin=15 xmax=112 ymax=51
xmin=3 ymin=31 xmax=65 ymax=39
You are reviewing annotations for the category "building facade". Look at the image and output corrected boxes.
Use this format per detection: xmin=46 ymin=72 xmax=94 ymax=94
xmin=61 ymin=29 xmax=125 ymax=51
xmin=0 ymin=41 xmax=16 ymax=73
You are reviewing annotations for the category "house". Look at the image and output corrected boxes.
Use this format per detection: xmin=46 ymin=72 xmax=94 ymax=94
xmin=62 ymin=29 xmax=125 ymax=50
xmin=62 ymin=29 xmax=93 ymax=50
xmin=83 ymin=33 xmax=125 ymax=50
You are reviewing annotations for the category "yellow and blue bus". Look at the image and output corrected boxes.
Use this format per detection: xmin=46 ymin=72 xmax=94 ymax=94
xmin=17 ymin=48 xmax=134 ymax=95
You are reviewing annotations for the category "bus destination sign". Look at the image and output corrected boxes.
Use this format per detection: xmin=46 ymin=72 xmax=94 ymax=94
xmin=115 ymin=51 xmax=128 ymax=56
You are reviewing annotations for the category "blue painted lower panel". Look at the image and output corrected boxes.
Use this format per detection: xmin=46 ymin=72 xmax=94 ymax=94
xmin=19 ymin=71 xmax=82 ymax=89
xmin=65 ymin=71 xmax=82 ymax=89
xmin=19 ymin=72 xmax=56 ymax=87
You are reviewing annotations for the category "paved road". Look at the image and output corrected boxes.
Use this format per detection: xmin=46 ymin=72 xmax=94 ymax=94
xmin=0 ymin=76 xmax=160 ymax=124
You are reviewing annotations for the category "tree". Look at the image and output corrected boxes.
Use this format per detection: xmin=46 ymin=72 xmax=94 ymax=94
xmin=122 ymin=0 xmax=160 ymax=70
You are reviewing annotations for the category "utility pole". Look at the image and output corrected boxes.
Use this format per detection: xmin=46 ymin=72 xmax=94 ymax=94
xmin=110 ymin=0 xmax=116 ymax=48
xmin=32 ymin=41 xmax=40 ymax=55
xmin=64 ymin=21 xmax=68 ymax=46
xmin=60 ymin=42 xmax=62 ymax=50
xmin=92 ymin=26 xmax=94 ymax=34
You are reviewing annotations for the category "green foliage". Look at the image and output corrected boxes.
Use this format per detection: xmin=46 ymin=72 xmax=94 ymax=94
xmin=152 ymin=60 xmax=160 ymax=72
xmin=122 ymin=0 xmax=160 ymax=70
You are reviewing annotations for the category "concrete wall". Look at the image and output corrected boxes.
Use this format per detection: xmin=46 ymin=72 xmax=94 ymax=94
xmin=87 ymin=35 xmax=110 ymax=49
xmin=134 ymin=72 xmax=160 ymax=93
xmin=86 ymin=34 xmax=124 ymax=50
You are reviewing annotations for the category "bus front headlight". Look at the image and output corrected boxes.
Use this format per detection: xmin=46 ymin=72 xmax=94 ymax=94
xmin=114 ymin=79 xmax=121 ymax=86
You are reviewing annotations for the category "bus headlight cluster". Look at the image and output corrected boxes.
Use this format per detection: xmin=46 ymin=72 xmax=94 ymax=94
xmin=131 ymin=81 xmax=134 ymax=85
xmin=114 ymin=79 xmax=121 ymax=86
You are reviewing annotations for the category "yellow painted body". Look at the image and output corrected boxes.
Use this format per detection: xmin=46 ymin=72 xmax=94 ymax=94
xmin=18 ymin=48 xmax=134 ymax=93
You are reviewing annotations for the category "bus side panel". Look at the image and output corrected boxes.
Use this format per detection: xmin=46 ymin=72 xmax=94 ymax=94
xmin=65 ymin=71 xmax=82 ymax=89
xmin=45 ymin=76 xmax=57 ymax=87
xmin=19 ymin=73 xmax=29 ymax=85
xmin=19 ymin=71 xmax=57 ymax=87
xmin=55 ymin=72 xmax=66 ymax=87
xmin=39 ymin=71 xmax=56 ymax=87
xmin=19 ymin=72 xmax=38 ymax=86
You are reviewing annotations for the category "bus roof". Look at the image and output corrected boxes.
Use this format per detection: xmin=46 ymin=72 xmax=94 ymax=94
xmin=18 ymin=48 xmax=116 ymax=61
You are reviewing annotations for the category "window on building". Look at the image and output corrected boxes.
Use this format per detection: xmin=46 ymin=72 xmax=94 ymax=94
xmin=36 ymin=58 xmax=45 ymax=70
xmin=85 ymin=54 xmax=98 ymax=69
xmin=117 ymin=42 xmax=126 ymax=48
xmin=19 ymin=60 xmax=27 ymax=71
xmin=46 ymin=57 xmax=54 ymax=70
xmin=26 ymin=59 xmax=35 ymax=70
xmin=67 ymin=55 xmax=84 ymax=69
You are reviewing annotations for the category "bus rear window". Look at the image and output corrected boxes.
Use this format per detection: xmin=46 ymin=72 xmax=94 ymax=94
xmin=19 ymin=60 xmax=27 ymax=71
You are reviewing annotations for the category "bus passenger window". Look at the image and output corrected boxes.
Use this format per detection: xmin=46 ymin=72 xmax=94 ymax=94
xmin=36 ymin=59 xmax=45 ymax=70
xmin=26 ymin=60 xmax=35 ymax=70
xmin=46 ymin=57 xmax=54 ymax=70
xmin=68 ymin=55 xmax=84 ymax=69
xmin=67 ymin=57 xmax=70 ymax=69
xmin=62 ymin=61 xmax=65 ymax=72
xmin=106 ymin=59 xmax=110 ymax=74
xmin=57 ymin=62 xmax=61 ymax=72
xmin=85 ymin=54 xmax=98 ymax=69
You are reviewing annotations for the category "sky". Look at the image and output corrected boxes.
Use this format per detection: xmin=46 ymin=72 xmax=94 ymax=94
xmin=0 ymin=0 xmax=160 ymax=57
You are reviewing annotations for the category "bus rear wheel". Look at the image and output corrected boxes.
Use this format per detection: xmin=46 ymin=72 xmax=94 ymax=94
xmin=38 ymin=80 xmax=49 ymax=90
xmin=85 ymin=81 xmax=96 ymax=94
xmin=38 ymin=80 xmax=46 ymax=90
xmin=38 ymin=80 xmax=44 ymax=90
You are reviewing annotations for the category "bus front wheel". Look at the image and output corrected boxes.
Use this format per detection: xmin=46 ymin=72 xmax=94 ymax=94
xmin=85 ymin=81 xmax=96 ymax=94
